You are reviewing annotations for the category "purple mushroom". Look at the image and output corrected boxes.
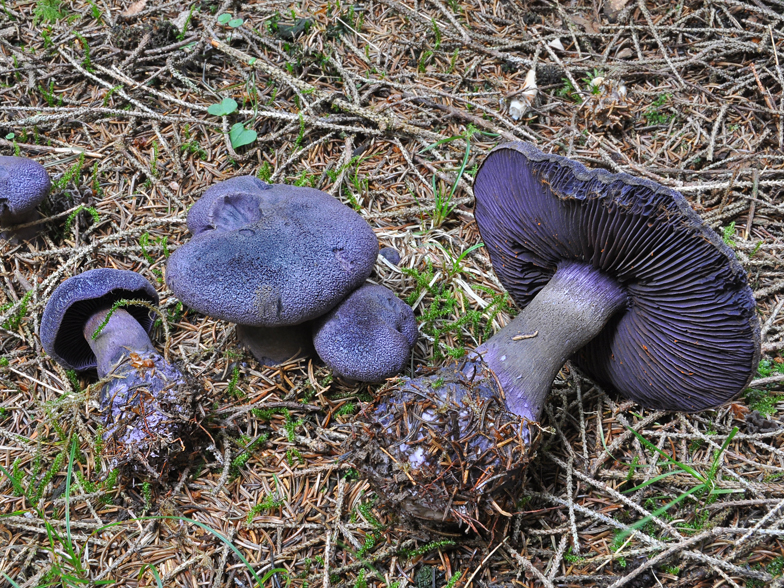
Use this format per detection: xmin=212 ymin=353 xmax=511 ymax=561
xmin=312 ymin=283 xmax=418 ymax=382
xmin=351 ymin=142 xmax=760 ymax=526
xmin=41 ymin=269 xmax=194 ymax=476
xmin=378 ymin=246 xmax=401 ymax=266
xmin=166 ymin=177 xmax=379 ymax=366
xmin=0 ymin=155 xmax=51 ymax=241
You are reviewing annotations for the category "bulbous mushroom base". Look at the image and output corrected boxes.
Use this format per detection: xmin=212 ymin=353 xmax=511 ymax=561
xmin=347 ymin=358 xmax=542 ymax=529
xmin=99 ymin=351 xmax=195 ymax=477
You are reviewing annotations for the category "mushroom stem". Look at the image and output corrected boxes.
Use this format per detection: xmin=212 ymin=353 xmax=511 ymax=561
xmin=474 ymin=261 xmax=627 ymax=421
xmin=83 ymin=308 xmax=156 ymax=378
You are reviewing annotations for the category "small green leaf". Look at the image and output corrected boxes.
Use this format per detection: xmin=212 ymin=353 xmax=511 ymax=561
xmin=217 ymin=13 xmax=231 ymax=24
xmin=229 ymin=123 xmax=257 ymax=149
xmin=5 ymin=132 xmax=14 ymax=140
xmin=228 ymin=18 xmax=244 ymax=27
xmin=207 ymin=98 xmax=238 ymax=116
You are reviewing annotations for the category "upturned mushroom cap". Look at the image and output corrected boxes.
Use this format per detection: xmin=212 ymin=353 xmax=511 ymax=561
xmin=312 ymin=283 xmax=418 ymax=382
xmin=474 ymin=141 xmax=760 ymax=412
xmin=166 ymin=178 xmax=379 ymax=327
xmin=41 ymin=269 xmax=159 ymax=371
xmin=0 ymin=155 xmax=51 ymax=230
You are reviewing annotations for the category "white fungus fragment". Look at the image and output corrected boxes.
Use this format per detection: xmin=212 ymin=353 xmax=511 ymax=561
xmin=508 ymin=68 xmax=537 ymax=121
xmin=548 ymin=38 xmax=565 ymax=51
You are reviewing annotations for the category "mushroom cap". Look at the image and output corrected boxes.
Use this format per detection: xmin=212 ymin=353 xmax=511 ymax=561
xmin=0 ymin=155 xmax=51 ymax=225
xmin=474 ymin=141 xmax=760 ymax=412
xmin=166 ymin=179 xmax=379 ymax=327
xmin=313 ymin=283 xmax=418 ymax=382
xmin=379 ymin=247 xmax=401 ymax=265
xmin=41 ymin=269 xmax=159 ymax=371
xmin=186 ymin=175 xmax=272 ymax=236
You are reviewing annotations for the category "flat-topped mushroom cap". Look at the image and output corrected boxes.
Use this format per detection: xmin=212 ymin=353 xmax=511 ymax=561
xmin=41 ymin=269 xmax=159 ymax=371
xmin=313 ymin=283 xmax=418 ymax=382
xmin=0 ymin=155 xmax=51 ymax=225
xmin=166 ymin=179 xmax=379 ymax=327
xmin=474 ymin=142 xmax=760 ymax=412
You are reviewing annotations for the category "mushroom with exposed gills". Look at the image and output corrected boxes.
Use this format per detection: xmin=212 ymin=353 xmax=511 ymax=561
xmin=0 ymin=155 xmax=51 ymax=241
xmin=350 ymin=141 xmax=761 ymax=527
xmin=166 ymin=177 xmax=385 ymax=368
xmin=313 ymin=283 xmax=418 ymax=382
xmin=41 ymin=268 xmax=195 ymax=476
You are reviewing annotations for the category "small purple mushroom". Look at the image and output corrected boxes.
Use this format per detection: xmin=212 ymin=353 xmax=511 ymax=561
xmin=166 ymin=177 xmax=379 ymax=365
xmin=351 ymin=142 xmax=760 ymax=526
xmin=378 ymin=247 xmax=401 ymax=266
xmin=312 ymin=283 xmax=418 ymax=382
xmin=41 ymin=269 xmax=194 ymax=476
xmin=0 ymin=155 xmax=51 ymax=241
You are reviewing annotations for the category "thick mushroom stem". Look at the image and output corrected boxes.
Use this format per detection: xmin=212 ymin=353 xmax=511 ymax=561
xmin=83 ymin=308 xmax=156 ymax=378
xmin=474 ymin=261 xmax=627 ymax=421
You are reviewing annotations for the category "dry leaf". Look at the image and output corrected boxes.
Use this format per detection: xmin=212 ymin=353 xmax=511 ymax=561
xmin=571 ymin=14 xmax=600 ymax=35
xmin=604 ymin=0 xmax=631 ymax=22
xmin=171 ymin=9 xmax=192 ymax=31
xmin=121 ymin=0 xmax=147 ymax=17
xmin=609 ymin=0 xmax=631 ymax=10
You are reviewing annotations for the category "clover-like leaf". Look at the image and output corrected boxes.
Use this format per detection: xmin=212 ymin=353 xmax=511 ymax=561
xmin=217 ymin=13 xmax=232 ymax=25
xmin=207 ymin=98 xmax=238 ymax=117
xmin=228 ymin=18 xmax=244 ymax=28
xmin=229 ymin=123 xmax=257 ymax=149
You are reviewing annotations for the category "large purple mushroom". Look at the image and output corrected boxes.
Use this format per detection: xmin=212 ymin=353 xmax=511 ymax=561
xmin=313 ymin=283 xmax=418 ymax=382
xmin=0 ymin=155 xmax=51 ymax=241
xmin=351 ymin=142 xmax=760 ymax=526
xmin=41 ymin=269 xmax=194 ymax=476
xmin=167 ymin=177 xmax=379 ymax=327
xmin=166 ymin=177 xmax=379 ymax=366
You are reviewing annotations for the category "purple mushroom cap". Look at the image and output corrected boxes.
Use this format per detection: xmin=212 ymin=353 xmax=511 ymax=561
xmin=40 ymin=268 xmax=159 ymax=371
xmin=313 ymin=283 xmax=418 ymax=382
xmin=379 ymin=247 xmax=401 ymax=266
xmin=166 ymin=178 xmax=379 ymax=327
xmin=186 ymin=175 xmax=272 ymax=236
xmin=474 ymin=142 xmax=760 ymax=412
xmin=0 ymin=155 xmax=51 ymax=233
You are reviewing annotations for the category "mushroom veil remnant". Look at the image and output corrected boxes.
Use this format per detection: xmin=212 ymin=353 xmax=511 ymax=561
xmin=0 ymin=155 xmax=51 ymax=241
xmin=41 ymin=269 xmax=194 ymax=476
xmin=351 ymin=141 xmax=760 ymax=527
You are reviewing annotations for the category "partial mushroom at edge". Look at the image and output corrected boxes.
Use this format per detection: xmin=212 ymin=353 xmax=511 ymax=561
xmin=0 ymin=155 xmax=51 ymax=241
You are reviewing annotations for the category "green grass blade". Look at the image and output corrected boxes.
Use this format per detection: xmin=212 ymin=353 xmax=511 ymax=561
xmin=615 ymin=482 xmax=706 ymax=545
xmin=99 ymin=516 xmax=288 ymax=587
xmin=1 ymin=572 xmax=22 ymax=588
xmin=707 ymin=426 xmax=738 ymax=481
xmin=622 ymin=470 xmax=682 ymax=494
xmin=626 ymin=426 xmax=704 ymax=482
